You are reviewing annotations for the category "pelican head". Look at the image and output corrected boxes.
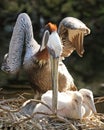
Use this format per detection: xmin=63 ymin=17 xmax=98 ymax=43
xmin=79 ymin=88 xmax=97 ymax=117
xmin=45 ymin=22 xmax=62 ymax=58
xmin=58 ymin=17 xmax=90 ymax=57
xmin=64 ymin=91 xmax=83 ymax=119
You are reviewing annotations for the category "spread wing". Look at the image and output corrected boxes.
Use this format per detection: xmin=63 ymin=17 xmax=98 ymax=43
xmin=1 ymin=13 xmax=40 ymax=74
xmin=58 ymin=17 xmax=90 ymax=58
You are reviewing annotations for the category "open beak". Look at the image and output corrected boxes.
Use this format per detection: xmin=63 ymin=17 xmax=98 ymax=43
xmin=74 ymin=27 xmax=90 ymax=57
xmin=69 ymin=29 xmax=85 ymax=57
xmin=50 ymin=55 xmax=59 ymax=114
xmin=74 ymin=32 xmax=85 ymax=57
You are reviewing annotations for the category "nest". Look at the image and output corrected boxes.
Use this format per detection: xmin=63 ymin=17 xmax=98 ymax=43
xmin=0 ymin=94 xmax=104 ymax=130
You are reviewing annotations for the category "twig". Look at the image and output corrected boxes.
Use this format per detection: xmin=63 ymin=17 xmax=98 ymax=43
xmin=56 ymin=115 xmax=78 ymax=130
xmin=22 ymin=99 xmax=53 ymax=112
xmin=12 ymin=112 xmax=54 ymax=126
xmin=94 ymin=96 xmax=104 ymax=104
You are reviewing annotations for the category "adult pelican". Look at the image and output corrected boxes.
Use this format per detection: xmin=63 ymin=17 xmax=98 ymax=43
xmin=1 ymin=13 xmax=90 ymax=98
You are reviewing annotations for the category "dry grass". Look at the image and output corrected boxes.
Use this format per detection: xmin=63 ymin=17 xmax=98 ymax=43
xmin=0 ymin=95 xmax=104 ymax=130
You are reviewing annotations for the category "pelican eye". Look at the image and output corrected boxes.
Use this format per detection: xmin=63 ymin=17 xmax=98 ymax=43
xmin=86 ymin=95 xmax=91 ymax=99
xmin=74 ymin=99 xmax=78 ymax=104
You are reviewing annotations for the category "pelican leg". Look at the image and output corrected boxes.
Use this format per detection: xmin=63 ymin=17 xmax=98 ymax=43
xmin=50 ymin=55 xmax=59 ymax=115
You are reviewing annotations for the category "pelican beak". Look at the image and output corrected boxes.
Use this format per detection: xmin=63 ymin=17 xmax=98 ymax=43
xmin=50 ymin=55 xmax=59 ymax=114
xmin=74 ymin=31 xmax=85 ymax=57
xmin=69 ymin=29 xmax=85 ymax=57
xmin=47 ymin=30 xmax=62 ymax=115
xmin=76 ymin=104 xmax=83 ymax=119
xmin=72 ymin=28 xmax=90 ymax=57
xmin=40 ymin=30 xmax=50 ymax=51
xmin=87 ymin=98 xmax=97 ymax=114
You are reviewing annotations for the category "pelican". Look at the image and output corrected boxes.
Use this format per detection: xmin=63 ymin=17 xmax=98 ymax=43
xmin=33 ymin=90 xmax=83 ymax=119
xmin=45 ymin=23 xmax=62 ymax=114
xmin=79 ymin=88 xmax=97 ymax=117
xmin=1 ymin=13 xmax=90 ymax=98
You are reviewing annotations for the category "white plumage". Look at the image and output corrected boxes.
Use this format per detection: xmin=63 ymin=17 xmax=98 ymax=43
xmin=33 ymin=90 xmax=83 ymax=119
xmin=79 ymin=88 xmax=97 ymax=117
xmin=32 ymin=89 xmax=96 ymax=119
xmin=47 ymin=31 xmax=62 ymax=58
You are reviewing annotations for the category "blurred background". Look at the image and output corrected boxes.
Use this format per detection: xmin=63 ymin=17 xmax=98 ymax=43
xmin=0 ymin=0 xmax=104 ymax=112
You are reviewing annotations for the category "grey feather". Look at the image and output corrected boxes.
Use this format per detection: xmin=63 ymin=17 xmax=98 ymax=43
xmin=1 ymin=13 xmax=40 ymax=74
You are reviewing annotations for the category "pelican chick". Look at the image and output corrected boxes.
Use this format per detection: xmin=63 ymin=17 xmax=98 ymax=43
xmin=33 ymin=90 xmax=83 ymax=119
xmin=79 ymin=88 xmax=97 ymax=118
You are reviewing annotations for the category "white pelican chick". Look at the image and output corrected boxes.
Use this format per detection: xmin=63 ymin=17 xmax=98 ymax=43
xmin=33 ymin=90 xmax=83 ymax=119
xmin=79 ymin=88 xmax=97 ymax=118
